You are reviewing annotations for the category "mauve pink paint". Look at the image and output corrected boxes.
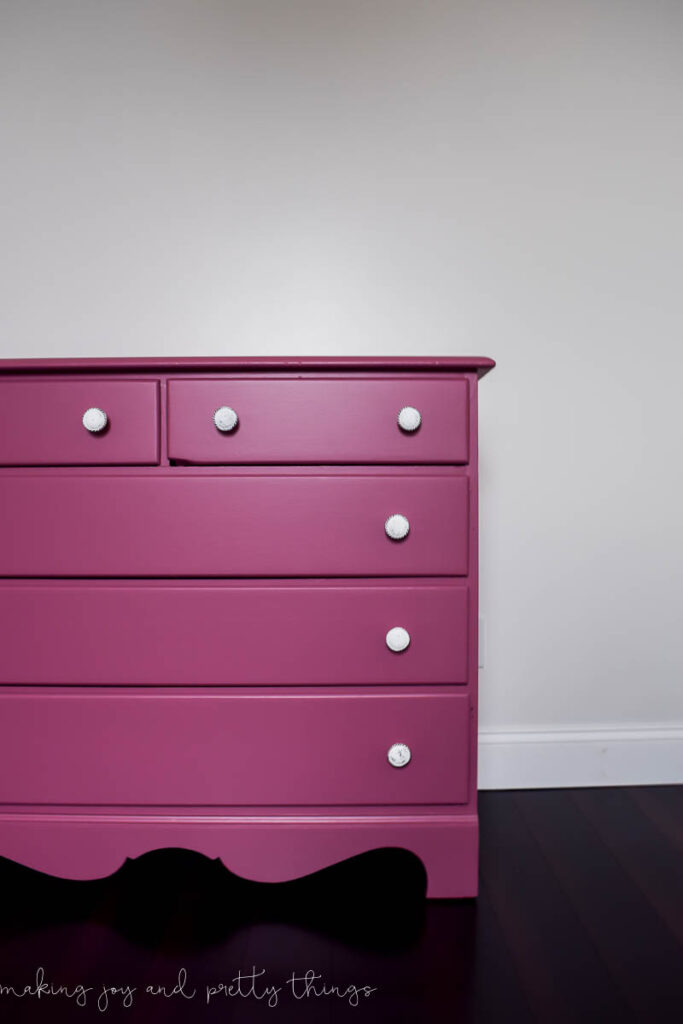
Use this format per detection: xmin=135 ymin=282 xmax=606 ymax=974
xmin=168 ymin=377 xmax=469 ymax=464
xmin=0 ymin=815 xmax=480 ymax=899
xmin=0 ymin=473 xmax=469 ymax=577
xmin=0 ymin=356 xmax=494 ymax=898
xmin=0 ymin=580 xmax=469 ymax=686
xmin=0 ymin=687 xmax=470 ymax=806
xmin=0 ymin=379 xmax=159 ymax=465
xmin=0 ymin=355 xmax=495 ymax=376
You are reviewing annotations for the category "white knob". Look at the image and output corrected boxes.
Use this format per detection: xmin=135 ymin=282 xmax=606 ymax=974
xmin=385 ymin=513 xmax=410 ymax=540
xmin=214 ymin=406 xmax=239 ymax=432
xmin=387 ymin=742 xmax=411 ymax=768
xmin=398 ymin=406 xmax=421 ymax=432
xmin=386 ymin=626 xmax=410 ymax=652
xmin=82 ymin=407 xmax=108 ymax=433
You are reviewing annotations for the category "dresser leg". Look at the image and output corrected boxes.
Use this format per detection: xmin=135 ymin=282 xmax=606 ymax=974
xmin=417 ymin=817 xmax=479 ymax=899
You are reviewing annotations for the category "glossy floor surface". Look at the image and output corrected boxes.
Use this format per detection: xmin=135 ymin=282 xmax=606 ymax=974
xmin=0 ymin=787 xmax=681 ymax=1023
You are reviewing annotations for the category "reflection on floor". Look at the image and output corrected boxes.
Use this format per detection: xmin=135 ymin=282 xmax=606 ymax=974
xmin=0 ymin=787 xmax=681 ymax=1023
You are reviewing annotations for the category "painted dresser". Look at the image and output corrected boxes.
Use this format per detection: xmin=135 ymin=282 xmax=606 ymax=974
xmin=0 ymin=355 xmax=494 ymax=899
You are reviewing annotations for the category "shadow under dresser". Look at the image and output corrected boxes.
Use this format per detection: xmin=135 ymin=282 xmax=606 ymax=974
xmin=0 ymin=355 xmax=495 ymax=899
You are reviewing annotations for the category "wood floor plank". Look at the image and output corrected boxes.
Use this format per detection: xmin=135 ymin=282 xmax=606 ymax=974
xmin=570 ymin=788 xmax=683 ymax=946
xmin=630 ymin=785 xmax=683 ymax=850
xmin=479 ymin=791 xmax=635 ymax=1023
xmin=514 ymin=788 xmax=683 ymax=1022
xmin=465 ymin=878 xmax=536 ymax=1023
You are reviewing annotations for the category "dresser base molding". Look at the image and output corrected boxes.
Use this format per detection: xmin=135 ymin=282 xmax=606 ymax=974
xmin=0 ymin=813 xmax=479 ymax=899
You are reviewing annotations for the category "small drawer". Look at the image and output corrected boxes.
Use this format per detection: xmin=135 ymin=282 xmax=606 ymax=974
xmin=0 ymin=688 xmax=471 ymax=806
xmin=0 ymin=580 xmax=469 ymax=686
xmin=0 ymin=473 xmax=469 ymax=576
xmin=168 ymin=377 xmax=469 ymax=464
xmin=0 ymin=379 xmax=159 ymax=465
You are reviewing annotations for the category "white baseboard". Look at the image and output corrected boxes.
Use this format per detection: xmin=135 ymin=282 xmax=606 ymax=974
xmin=477 ymin=726 xmax=683 ymax=790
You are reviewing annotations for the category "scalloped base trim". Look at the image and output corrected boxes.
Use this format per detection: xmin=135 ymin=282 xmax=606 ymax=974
xmin=0 ymin=813 xmax=478 ymax=899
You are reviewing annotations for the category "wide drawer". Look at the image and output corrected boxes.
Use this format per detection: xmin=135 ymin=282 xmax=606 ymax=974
xmin=167 ymin=377 xmax=469 ymax=464
xmin=0 ymin=580 xmax=469 ymax=685
xmin=0 ymin=473 xmax=468 ymax=576
xmin=0 ymin=380 xmax=159 ymax=465
xmin=0 ymin=688 xmax=470 ymax=806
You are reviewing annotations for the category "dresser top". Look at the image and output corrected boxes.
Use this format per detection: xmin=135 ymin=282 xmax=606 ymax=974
xmin=0 ymin=355 xmax=495 ymax=378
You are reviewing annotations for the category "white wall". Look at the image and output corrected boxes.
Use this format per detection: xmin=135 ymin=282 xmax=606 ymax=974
xmin=1 ymin=0 xmax=682 ymax=786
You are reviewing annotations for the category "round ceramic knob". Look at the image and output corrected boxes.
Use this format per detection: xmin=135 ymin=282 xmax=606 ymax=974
xmin=385 ymin=513 xmax=410 ymax=540
xmin=387 ymin=742 xmax=411 ymax=768
xmin=214 ymin=406 xmax=239 ymax=432
xmin=398 ymin=406 xmax=421 ymax=432
xmin=386 ymin=626 xmax=411 ymax=652
xmin=82 ymin=407 xmax=108 ymax=433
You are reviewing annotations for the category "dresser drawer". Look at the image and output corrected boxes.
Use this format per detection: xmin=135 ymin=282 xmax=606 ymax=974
xmin=0 ymin=688 xmax=470 ymax=806
xmin=0 ymin=473 xmax=468 ymax=576
xmin=167 ymin=377 xmax=469 ymax=464
xmin=0 ymin=380 xmax=160 ymax=465
xmin=0 ymin=580 xmax=468 ymax=685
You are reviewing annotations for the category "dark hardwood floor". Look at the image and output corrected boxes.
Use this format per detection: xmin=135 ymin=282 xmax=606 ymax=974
xmin=0 ymin=786 xmax=681 ymax=1023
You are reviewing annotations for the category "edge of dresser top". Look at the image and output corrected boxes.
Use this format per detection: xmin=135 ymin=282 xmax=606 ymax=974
xmin=0 ymin=355 xmax=496 ymax=378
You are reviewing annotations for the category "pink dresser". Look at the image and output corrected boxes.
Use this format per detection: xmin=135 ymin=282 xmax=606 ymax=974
xmin=0 ymin=356 xmax=494 ymax=898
